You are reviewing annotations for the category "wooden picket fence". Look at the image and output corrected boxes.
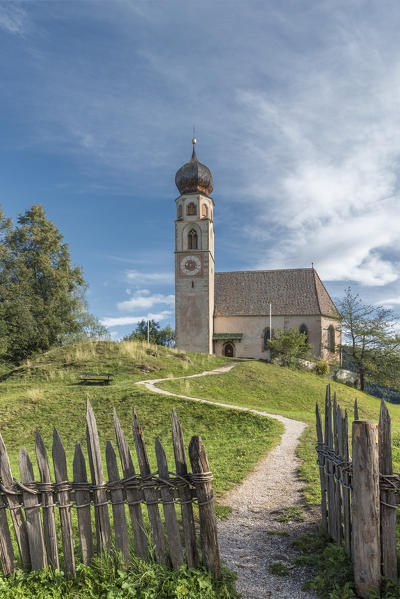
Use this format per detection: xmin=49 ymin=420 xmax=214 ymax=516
xmin=0 ymin=400 xmax=221 ymax=578
xmin=316 ymin=385 xmax=398 ymax=598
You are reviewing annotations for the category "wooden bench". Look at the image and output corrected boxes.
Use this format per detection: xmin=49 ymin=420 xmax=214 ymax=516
xmin=79 ymin=372 xmax=115 ymax=384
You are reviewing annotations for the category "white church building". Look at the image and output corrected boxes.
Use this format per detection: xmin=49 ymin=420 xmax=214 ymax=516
xmin=174 ymin=140 xmax=341 ymax=361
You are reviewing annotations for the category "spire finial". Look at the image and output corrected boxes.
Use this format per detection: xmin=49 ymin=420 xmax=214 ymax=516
xmin=191 ymin=127 xmax=197 ymax=160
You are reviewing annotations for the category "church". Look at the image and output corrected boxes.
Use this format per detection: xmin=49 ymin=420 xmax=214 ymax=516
xmin=174 ymin=140 xmax=341 ymax=362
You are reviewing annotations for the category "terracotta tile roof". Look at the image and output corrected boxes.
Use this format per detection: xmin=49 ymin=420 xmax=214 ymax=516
xmin=214 ymin=268 xmax=339 ymax=318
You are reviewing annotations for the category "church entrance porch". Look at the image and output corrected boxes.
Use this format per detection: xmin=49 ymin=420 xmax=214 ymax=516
xmin=224 ymin=343 xmax=235 ymax=357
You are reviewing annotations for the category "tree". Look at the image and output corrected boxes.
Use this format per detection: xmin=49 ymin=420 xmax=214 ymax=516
xmin=338 ymin=288 xmax=400 ymax=391
xmin=266 ymin=328 xmax=313 ymax=368
xmin=124 ymin=320 xmax=175 ymax=347
xmin=0 ymin=205 xmax=106 ymax=363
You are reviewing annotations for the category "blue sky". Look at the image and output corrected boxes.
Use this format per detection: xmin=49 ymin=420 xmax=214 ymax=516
xmin=1 ymin=1 xmax=400 ymax=339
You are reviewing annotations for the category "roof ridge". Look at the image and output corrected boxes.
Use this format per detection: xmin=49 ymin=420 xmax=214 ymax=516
xmin=215 ymin=268 xmax=313 ymax=275
xmin=312 ymin=269 xmax=340 ymax=318
xmin=311 ymin=268 xmax=322 ymax=315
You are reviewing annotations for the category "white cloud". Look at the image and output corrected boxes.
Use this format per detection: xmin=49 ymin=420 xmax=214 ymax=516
xmin=101 ymin=310 xmax=171 ymax=328
xmin=234 ymin=33 xmax=400 ymax=287
xmin=0 ymin=5 xmax=29 ymax=36
xmin=380 ymin=298 xmax=400 ymax=306
xmin=126 ymin=270 xmax=173 ymax=284
xmin=117 ymin=290 xmax=174 ymax=312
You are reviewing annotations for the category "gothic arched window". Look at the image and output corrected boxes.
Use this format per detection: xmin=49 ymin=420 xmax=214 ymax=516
xmin=187 ymin=202 xmax=196 ymax=216
xmin=328 ymin=325 xmax=335 ymax=352
xmin=177 ymin=204 xmax=182 ymax=219
xmin=299 ymin=324 xmax=309 ymax=342
xmin=188 ymin=229 xmax=198 ymax=249
xmin=202 ymin=204 xmax=208 ymax=218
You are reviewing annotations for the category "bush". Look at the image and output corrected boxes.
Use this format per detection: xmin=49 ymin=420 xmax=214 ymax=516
xmin=267 ymin=328 xmax=313 ymax=369
xmin=315 ymin=361 xmax=329 ymax=376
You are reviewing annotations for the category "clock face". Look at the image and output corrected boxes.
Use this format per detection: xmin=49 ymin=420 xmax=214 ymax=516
xmin=180 ymin=255 xmax=201 ymax=276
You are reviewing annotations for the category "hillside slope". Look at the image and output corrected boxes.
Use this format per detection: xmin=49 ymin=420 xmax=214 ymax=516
xmin=157 ymin=359 xmax=400 ymax=503
xmin=0 ymin=341 xmax=282 ymax=503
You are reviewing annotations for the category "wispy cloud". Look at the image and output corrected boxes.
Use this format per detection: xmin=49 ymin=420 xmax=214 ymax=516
xmin=101 ymin=310 xmax=171 ymax=328
xmin=0 ymin=4 xmax=29 ymax=36
xmin=126 ymin=270 xmax=173 ymax=285
xmin=117 ymin=289 xmax=174 ymax=311
xmin=233 ymin=27 xmax=400 ymax=287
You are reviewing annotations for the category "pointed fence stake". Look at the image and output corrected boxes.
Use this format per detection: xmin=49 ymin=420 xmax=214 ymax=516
xmin=18 ymin=447 xmax=47 ymax=570
xmin=106 ymin=441 xmax=130 ymax=566
xmin=113 ymin=409 xmax=149 ymax=561
xmin=315 ymin=403 xmax=327 ymax=529
xmin=189 ymin=436 xmax=221 ymax=578
xmin=171 ymin=409 xmax=198 ymax=568
xmin=352 ymin=420 xmax=380 ymax=598
xmin=52 ymin=428 xmax=76 ymax=578
xmin=155 ymin=437 xmax=184 ymax=568
xmin=379 ymin=400 xmax=397 ymax=581
xmin=132 ymin=407 xmax=168 ymax=566
xmin=0 ymin=433 xmax=30 ymax=569
xmin=86 ymin=399 xmax=112 ymax=553
xmin=35 ymin=430 xmax=59 ymax=570
xmin=73 ymin=444 xmax=94 ymax=565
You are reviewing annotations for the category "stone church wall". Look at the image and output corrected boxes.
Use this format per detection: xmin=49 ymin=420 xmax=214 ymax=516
xmin=213 ymin=314 xmax=325 ymax=360
xmin=320 ymin=316 xmax=341 ymax=363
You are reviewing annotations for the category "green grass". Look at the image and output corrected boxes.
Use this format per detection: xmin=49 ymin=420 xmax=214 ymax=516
xmin=0 ymin=342 xmax=282 ymax=500
xmin=268 ymin=561 xmax=292 ymax=576
xmin=0 ymin=551 xmax=240 ymax=599
xmin=157 ymin=360 xmax=400 ymax=504
xmin=0 ymin=342 xmax=282 ymax=571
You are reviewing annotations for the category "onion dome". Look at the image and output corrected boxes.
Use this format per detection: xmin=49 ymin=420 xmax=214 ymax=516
xmin=175 ymin=139 xmax=213 ymax=196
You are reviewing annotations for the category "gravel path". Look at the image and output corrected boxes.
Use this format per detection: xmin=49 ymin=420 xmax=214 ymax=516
xmin=137 ymin=364 xmax=317 ymax=598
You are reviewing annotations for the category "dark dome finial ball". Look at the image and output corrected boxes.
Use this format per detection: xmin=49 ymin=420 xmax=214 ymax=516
xmin=175 ymin=142 xmax=213 ymax=196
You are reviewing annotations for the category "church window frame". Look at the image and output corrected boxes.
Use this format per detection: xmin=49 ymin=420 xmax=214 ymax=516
xmin=177 ymin=204 xmax=182 ymax=219
xmin=187 ymin=202 xmax=197 ymax=216
xmin=327 ymin=325 xmax=335 ymax=352
xmin=188 ymin=229 xmax=198 ymax=250
xmin=299 ymin=324 xmax=309 ymax=343
xmin=201 ymin=204 xmax=208 ymax=218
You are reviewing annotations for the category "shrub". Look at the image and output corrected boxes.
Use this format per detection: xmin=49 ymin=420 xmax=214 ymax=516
xmin=315 ymin=361 xmax=329 ymax=376
xmin=266 ymin=328 xmax=313 ymax=369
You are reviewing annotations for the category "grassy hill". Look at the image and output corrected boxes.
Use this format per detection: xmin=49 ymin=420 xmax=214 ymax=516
xmin=1 ymin=340 xmax=396 ymax=509
xmin=157 ymin=359 xmax=400 ymax=504
xmin=0 ymin=341 xmax=282 ymax=508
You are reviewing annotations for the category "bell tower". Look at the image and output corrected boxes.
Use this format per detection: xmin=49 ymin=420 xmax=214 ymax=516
xmin=174 ymin=139 xmax=215 ymax=353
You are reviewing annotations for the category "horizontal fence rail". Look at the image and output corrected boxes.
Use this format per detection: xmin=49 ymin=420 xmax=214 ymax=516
xmin=0 ymin=399 xmax=221 ymax=579
xmin=316 ymin=385 xmax=398 ymax=598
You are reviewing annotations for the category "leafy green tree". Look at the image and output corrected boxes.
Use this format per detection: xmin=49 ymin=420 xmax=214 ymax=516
xmin=266 ymin=328 xmax=313 ymax=368
xmin=124 ymin=319 xmax=175 ymax=347
xmin=338 ymin=288 xmax=400 ymax=392
xmin=0 ymin=205 xmax=106 ymax=363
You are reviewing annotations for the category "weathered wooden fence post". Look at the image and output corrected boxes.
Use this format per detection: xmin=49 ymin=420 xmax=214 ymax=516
xmin=341 ymin=409 xmax=351 ymax=555
xmin=315 ymin=403 xmax=327 ymax=529
xmin=352 ymin=420 xmax=380 ymax=598
xmin=378 ymin=400 xmax=397 ymax=581
xmin=189 ymin=435 xmax=221 ymax=578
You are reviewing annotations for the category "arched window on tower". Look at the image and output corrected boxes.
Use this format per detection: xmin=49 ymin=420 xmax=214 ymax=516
xmin=188 ymin=229 xmax=198 ymax=249
xmin=201 ymin=204 xmax=208 ymax=218
xmin=187 ymin=202 xmax=196 ymax=216
xmin=299 ymin=324 xmax=309 ymax=342
xmin=328 ymin=325 xmax=335 ymax=352
xmin=177 ymin=204 xmax=182 ymax=219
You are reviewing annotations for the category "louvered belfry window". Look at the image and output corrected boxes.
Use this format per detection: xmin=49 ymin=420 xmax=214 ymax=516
xmin=188 ymin=229 xmax=198 ymax=249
